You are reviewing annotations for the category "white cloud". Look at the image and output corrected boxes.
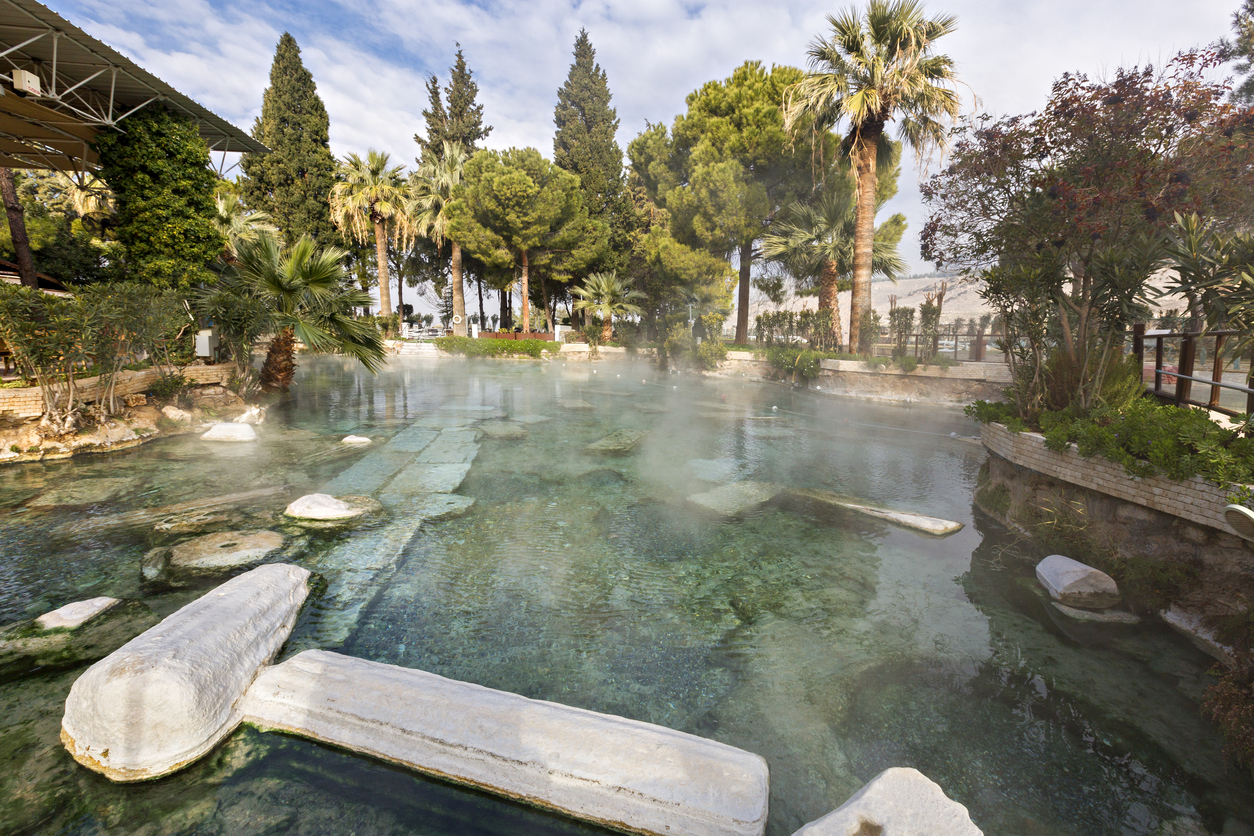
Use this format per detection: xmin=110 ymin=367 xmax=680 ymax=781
xmin=44 ymin=0 xmax=1243 ymax=270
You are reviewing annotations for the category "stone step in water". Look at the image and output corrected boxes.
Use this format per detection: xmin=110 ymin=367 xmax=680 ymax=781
xmin=242 ymin=650 xmax=770 ymax=836
xmin=688 ymin=481 xmax=784 ymax=517
xmin=584 ymin=429 xmax=648 ymax=456
xmin=302 ymin=425 xmax=481 ymax=651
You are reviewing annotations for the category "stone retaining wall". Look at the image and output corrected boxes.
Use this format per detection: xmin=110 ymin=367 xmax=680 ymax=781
xmin=717 ymin=352 xmax=1007 ymax=406
xmin=981 ymin=422 xmax=1235 ymax=533
xmin=0 ymin=365 xmax=234 ymax=420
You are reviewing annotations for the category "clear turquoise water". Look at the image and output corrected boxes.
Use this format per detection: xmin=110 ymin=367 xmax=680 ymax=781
xmin=0 ymin=356 xmax=1250 ymax=836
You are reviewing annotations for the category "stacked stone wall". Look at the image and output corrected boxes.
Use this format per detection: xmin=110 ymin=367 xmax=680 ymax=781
xmin=0 ymin=365 xmax=234 ymax=421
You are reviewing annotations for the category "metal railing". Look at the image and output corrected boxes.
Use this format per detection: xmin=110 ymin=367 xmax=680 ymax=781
xmin=1132 ymin=323 xmax=1254 ymax=416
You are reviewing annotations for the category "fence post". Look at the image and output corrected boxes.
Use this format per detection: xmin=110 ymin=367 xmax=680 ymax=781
xmin=1132 ymin=323 xmax=1145 ymax=384
xmin=1155 ymin=336 xmax=1165 ymax=394
xmin=1176 ymin=333 xmax=1196 ymax=406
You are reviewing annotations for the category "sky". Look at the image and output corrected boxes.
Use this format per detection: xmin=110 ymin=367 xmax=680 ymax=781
xmin=45 ymin=0 xmax=1242 ymax=280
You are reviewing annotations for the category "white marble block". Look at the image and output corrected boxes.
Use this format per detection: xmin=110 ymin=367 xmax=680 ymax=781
xmin=60 ymin=563 xmax=311 ymax=782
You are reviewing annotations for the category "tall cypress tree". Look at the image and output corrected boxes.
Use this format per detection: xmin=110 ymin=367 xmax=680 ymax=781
xmin=416 ymin=45 xmax=492 ymax=164
xmin=240 ymin=33 xmax=337 ymax=249
xmin=554 ymin=30 xmax=623 ymax=215
xmin=554 ymin=29 xmax=629 ymax=273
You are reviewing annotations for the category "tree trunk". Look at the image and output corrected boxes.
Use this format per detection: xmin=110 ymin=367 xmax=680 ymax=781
xmin=519 ymin=250 xmax=531 ymax=334
xmin=539 ymin=269 xmax=552 ymax=333
xmin=818 ymin=259 xmax=844 ymax=350
xmin=451 ymin=242 xmax=467 ymax=336
xmin=500 ymin=284 xmax=509 ymax=330
xmin=477 ymin=275 xmax=486 ymax=330
xmin=373 ymin=217 xmax=392 ymax=319
xmin=850 ymin=125 xmax=882 ymax=354
xmin=734 ymin=240 xmax=752 ymax=344
xmin=0 ymin=168 xmax=38 ymax=288
xmin=260 ymin=327 xmax=297 ymax=392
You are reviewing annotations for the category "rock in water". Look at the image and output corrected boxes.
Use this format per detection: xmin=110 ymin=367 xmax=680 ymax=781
xmin=584 ymin=429 xmax=648 ymax=456
xmin=233 ymin=406 xmax=266 ymax=425
xmin=167 ymin=530 xmax=285 ymax=571
xmin=241 ymin=650 xmax=770 ymax=836
xmin=793 ymin=767 xmax=982 ymax=835
xmin=0 ymin=599 xmax=158 ymax=680
xmin=60 ymin=563 xmax=311 ymax=782
xmin=37 ymin=597 xmax=119 ymax=630
xmin=341 ymin=435 xmax=371 ymax=445
xmin=1035 ymin=555 xmax=1121 ymax=609
xmin=688 ymin=481 xmax=783 ymax=517
xmin=201 ymin=423 xmax=256 ymax=442
xmin=285 ymin=493 xmax=354 ymax=520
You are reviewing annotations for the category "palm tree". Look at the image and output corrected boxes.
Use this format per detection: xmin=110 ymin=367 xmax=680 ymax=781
xmin=213 ymin=192 xmax=277 ymax=262
xmin=571 ymin=271 xmax=645 ymax=342
xmin=55 ymin=172 xmax=113 ymax=236
xmin=329 ymin=150 xmax=407 ymax=319
xmin=207 ymin=234 xmax=385 ymax=392
xmin=760 ymin=188 xmax=907 ymax=350
xmin=407 ymin=141 xmax=470 ymax=336
xmin=783 ymin=0 xmax=960 ymax=351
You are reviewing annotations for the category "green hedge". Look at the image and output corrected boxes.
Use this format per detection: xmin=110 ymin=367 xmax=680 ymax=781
xmin=434 ymin=336 xmax=561 ymax=359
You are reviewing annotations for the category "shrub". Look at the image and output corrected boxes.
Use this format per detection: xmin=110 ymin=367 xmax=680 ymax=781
xmin=696 ymin=338 xmax=728 ymax=370
xmin=1204 ymin=664 xmax=1254 ymax=771
xmin=149 ymin=371 xmax=193 ymax=408
xmin=895 ymin=355 xmax=918 ymax=373
xmin=434 ymin=336 xmax=560 ymax=359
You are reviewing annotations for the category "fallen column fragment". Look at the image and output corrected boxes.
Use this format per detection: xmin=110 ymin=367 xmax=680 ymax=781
xmin=792 ymin=767 xmax=982 ymax=835
xmin=60 ymin=563 xmax=311 ymax=782
xmin=785 ymin=487 xmax=964 ymax=536
xmin=241 ymin=649 xmax=770 ymax=836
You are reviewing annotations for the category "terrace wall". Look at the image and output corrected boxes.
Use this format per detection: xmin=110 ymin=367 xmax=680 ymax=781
xmin=978 ymin=422 xmax=1254 ymax=581
xmin=0 ymin=365 xmax=233 ymax=421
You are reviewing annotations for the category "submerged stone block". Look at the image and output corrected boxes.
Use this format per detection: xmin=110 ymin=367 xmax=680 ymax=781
xmin=321 ymin=450 xmax=416 ymax=496
xmin=416 ymin=429 xmax=480 ymax=464
xmin=60 ymin=563 xmax=311 ymax=782
xmin=242 ymin=650 xmax=770 ymax=836
xmin=792 ymin=767 xmax=982 ymax=835
xmin=688 ymin=481 xmax=783 ymax=517
xmin=584 ymin=429 xmax=648 ymax=457
xmin=167 ymin=530 xmax=285 ymax=572
xmin=384 ymin=462 xmax=472 ymax=496
xmin=201 ymin=423 xmax=256 ymax=442
xmin=479 ymin=421 xmax=528 ymax=440
xmin=385 ymin=426 xmax=438 ymax=453
xmin=37 ymin=597 xmax=119 ymax=630
xmin=1035 ymin=555 xmax=1121 ymax=609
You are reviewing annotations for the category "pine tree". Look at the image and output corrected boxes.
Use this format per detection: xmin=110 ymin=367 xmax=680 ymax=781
xmin=554 ymin=30 xmax=623 ymax=217
xmin=416 ymin=45 xmax=492 ymax=165
xmin=239 ymin=33 xmax=337 ymax=249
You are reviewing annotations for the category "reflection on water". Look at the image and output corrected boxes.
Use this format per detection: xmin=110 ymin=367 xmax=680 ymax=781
xmin=0 ymin=356 xmax=1250 ymax=836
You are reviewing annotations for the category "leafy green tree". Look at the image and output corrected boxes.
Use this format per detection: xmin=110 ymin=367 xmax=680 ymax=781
xmin=202 ymin=234 xmax=384 ymax=392
xmin=417 ymin=45 xmax=493 ymax=165
xmin=628 ymin=61 xmax=817 ymax=344
xmin=93 ymin=107 xmax=224 ymax=288
xmin=554 ymin=30 xmax=630 ymax=272
xmin=239 ymin=33 xmax=337 ymax=249
xmin=408 ymin=141 xmax=470 ymax=335
xmin=447 ymin=147 xmax=607 ymax=332
xmin=330 ymin=150 xmax=407 ymax=318
xmin=571 ymin=271 xmax=644 ymax=341
xmin=784 ymin=0 xmax=961 ymax=351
